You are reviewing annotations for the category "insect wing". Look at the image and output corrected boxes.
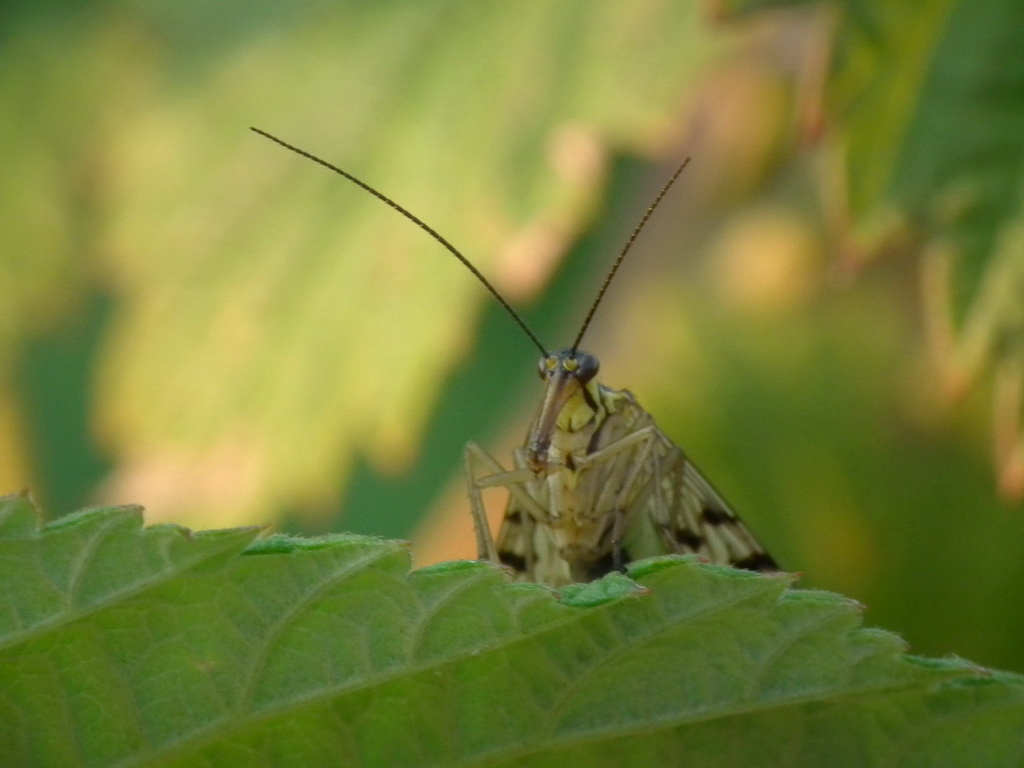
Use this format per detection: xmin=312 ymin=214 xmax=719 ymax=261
xmin=646 ymin=453 xmax=778 ymax=572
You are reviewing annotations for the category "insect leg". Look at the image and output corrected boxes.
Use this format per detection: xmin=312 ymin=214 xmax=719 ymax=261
xmin=463 ymin=443 xmax=503 ymax=563
xmin=575 ymin=424 xmax=664 ymax=571
xmin=604 ymin=428 xmax=664 ymax=571
xmin=463 ymin=442 xmax=546 ymax=564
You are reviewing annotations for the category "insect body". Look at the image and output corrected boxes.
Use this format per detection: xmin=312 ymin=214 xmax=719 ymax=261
xmin=252 ymin=127 xmax=777 ymax=587
xmin=467 ymin=348 xmax=776 ymax=586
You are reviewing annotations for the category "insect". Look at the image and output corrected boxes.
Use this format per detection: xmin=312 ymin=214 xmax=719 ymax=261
xmin=252 ymin=127 xmax=777 ymax=587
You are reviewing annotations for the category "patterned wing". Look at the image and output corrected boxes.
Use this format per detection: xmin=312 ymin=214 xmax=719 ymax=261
xmin=647 ymin=450 xmax=778 ymax=572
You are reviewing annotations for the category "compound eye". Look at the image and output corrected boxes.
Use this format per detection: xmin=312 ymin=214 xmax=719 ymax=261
xmin=537 ymin=355 xmax=558 ymax=379
xmin=572 ymin=351 xmax=600 ymax=384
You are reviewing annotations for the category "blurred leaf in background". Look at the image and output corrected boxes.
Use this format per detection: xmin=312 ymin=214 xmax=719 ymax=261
xmin=9 ymin=0 xmax=720 ymax=529
xmin=3 ymin=0 xmax=1024 ymax=676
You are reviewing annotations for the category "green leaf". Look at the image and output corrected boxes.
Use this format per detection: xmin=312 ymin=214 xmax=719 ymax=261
xmin=2 ymin=493 xmax=1022 ymax=768
xmin=724 ymin=0 xmax=1024 ymax=354
xmin=830 ymin=0 xmax=1024 ymax=320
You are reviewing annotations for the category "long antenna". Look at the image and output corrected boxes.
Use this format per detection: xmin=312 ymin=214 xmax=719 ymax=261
xmin=570 ymin=158 xmax=690 ymax=352
xmin=250 ymin=127 xmax=548 ymax=356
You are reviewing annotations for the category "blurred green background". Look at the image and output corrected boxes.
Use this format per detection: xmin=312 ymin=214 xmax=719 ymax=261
xmin=4 ymin=0 xmax=1024 ymax=672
